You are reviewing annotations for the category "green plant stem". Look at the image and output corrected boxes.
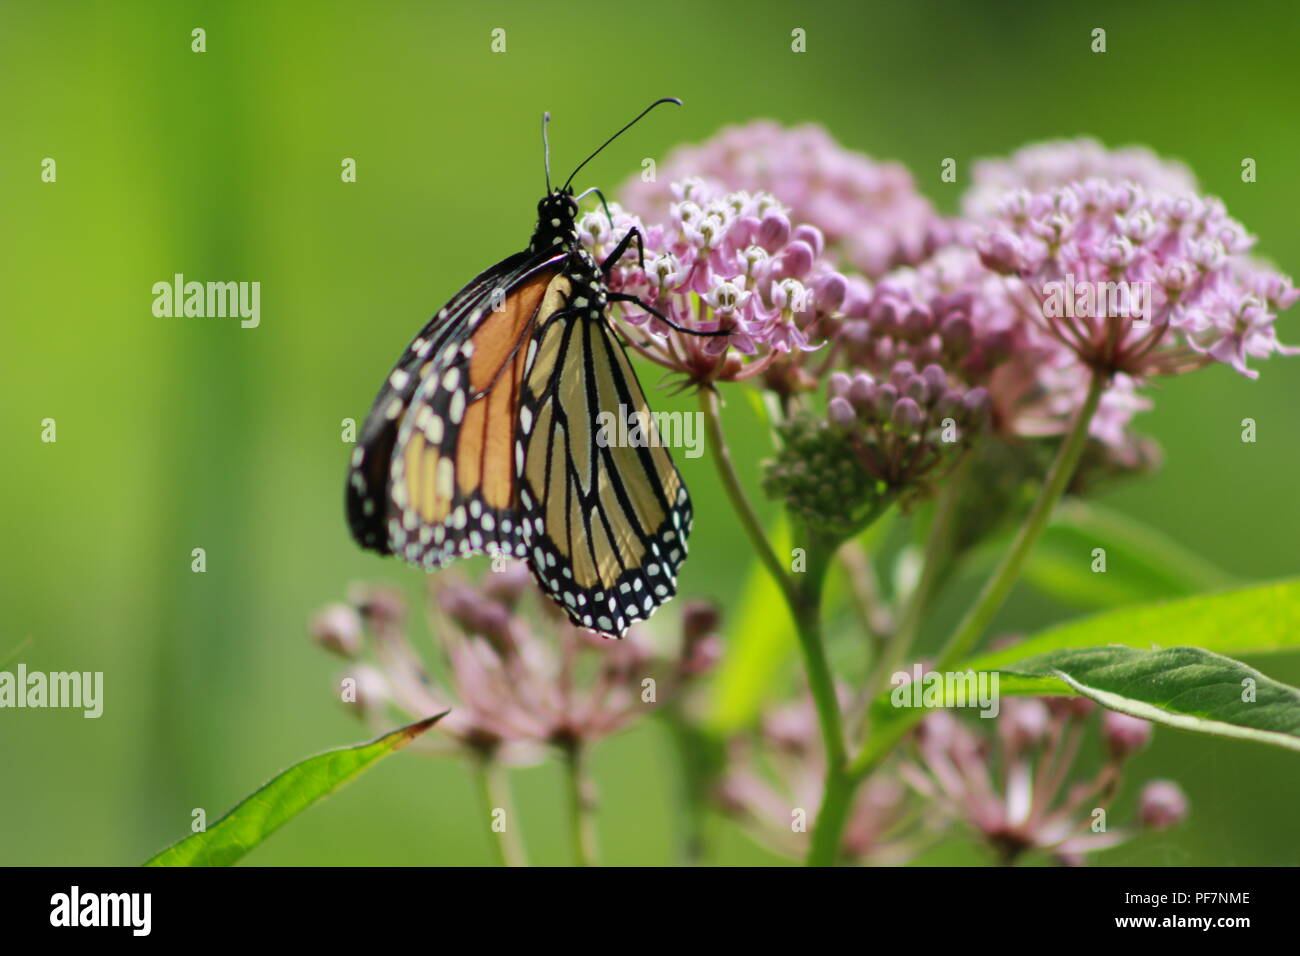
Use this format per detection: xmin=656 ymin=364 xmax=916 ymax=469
xmin=865 ymin=456 xmax=969 ymax=706
xmin=563 ymin=744 xmax=600 ymax=867
xmin=698 ymin=386 xmax=855 ymax=865
xmin=474 ymin=756 xmax=527 ymax=867
xmin=840 ymin=371 xmax=1108 ymax=813
xmin=698 ymin=386 xmax=799 ymax=611
xmin=936 ymin=369 xmax=1107 ymax=671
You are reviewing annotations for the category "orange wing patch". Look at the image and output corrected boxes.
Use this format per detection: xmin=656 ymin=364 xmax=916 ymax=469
xmin=389 ymin=265 xmax=572 ymax=570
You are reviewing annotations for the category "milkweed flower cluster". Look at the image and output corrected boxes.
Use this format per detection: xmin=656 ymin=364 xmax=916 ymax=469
xmin=900 ymin=698 xmax=1187 ymax=865
xmin=579 ymin=181 xmax=850 ymax=388
xmin=976 ymin=181 xmax=1299 ymax=379
xmin=310 ymin=564 xmax=715 ymax=764
xmin=963 ymin=137 xmax=1199 ymax=219
xmin=620 ymin=121 xmax=944 ymax=278
xmin=837 ymin=245 xmax=1152 ymax=451
xmin=716 ymin=691 xmax=939 ymax=865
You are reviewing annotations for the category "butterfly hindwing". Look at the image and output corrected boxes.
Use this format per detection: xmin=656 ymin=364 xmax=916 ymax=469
xmin=517 ymin=300 xmax=692 ymax=636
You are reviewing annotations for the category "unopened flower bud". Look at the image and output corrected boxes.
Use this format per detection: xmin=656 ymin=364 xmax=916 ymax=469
xmin=920 ymin=363 xmax=949 ymax=397
xmin=828 ymin=371 xmax=852 ymax=399
xmin=847 ymin=372 xmax=875 ymax=407
xmin=812 ymin=272 xmax=847 ymax=313
xmin=939 ymin=314 xmax=974 ymax=358
xmin=757 ymin=211 xmax=792 ymax=252
xmin=998 ymin=698 xmax=1050 ymax=750
xmin=339 ymin=665 xmax=390 ymax=718
xmin=891 ymin=396 xmax=924 ymax=433
xmin=828 ymin=396 xmax=856 ymax=428
xmin=961 ymin=387 xmax=992 ymax=428
xmin=900 ymin=307 xmax=933 ymax=343
xmin=1102 ymin=710 xmax=1153 ymax=759
xmin=1138 ymin=780 xmax=1188 ymax=830
xmin=873 ymin=383 xmax=898 ymax=419
xmin=311 ymin=603 xmax=364 ymax=658
xmin=792 ymin=223 xmax=825 ymax=257
xmin=777 ymin=240 xmax=815 ymax=282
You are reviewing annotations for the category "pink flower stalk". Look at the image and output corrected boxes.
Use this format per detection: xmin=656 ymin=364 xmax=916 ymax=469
xmin=620 ymin=121 xmax=944 ymax=278
xmin=977 ymin=181 xmax=1298 ymax=379
xmin=580 ymin=181 xmax=849 ymax=389
xmin=312 ymin=568 xmax=713 ymax=764
xmin=963 ymin=137 xmax=1199 ymax=219
xmin=901 ymin=698 xmax=1178 ymax=866
xmin=716 ymin=691 xmax=938 ymax=864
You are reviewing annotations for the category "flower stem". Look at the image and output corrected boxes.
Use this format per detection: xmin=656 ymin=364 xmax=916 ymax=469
xmin=936 ymin=369 xmax=1107 ymax=670
xmin=563 ymin=743 xmax=600 ymax=867
xmin=698 ymin=386 xmax=800 ymax=611
xmin=698 ymin=386 xmax=856 ymax=865
xmin=474 ymin=756 xmax=527 ymax=867
xmin=865 ymin=456 xmax=969 ymax=706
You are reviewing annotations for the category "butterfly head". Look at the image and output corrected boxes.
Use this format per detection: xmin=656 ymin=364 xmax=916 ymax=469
xmin=530 ymin=188 xmax=579 ymax=252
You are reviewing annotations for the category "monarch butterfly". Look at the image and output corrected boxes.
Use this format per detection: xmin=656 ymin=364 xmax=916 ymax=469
xmin=345 ymin=99 xmax=719 ymax=638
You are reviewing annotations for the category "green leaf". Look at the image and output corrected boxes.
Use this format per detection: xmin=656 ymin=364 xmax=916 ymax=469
xmin=1002 ymin=645 xmax=1300 ymax=752
xmin=144 ymin=715 xmax=444 ymax=866
xmin=1021 ymin=501 xmax=1238 ymax=608
xmin=705 ymin=515 xmax=796 ymax=735
xmin=967 ymin=577 xmax=1300 ymax=672
xmin=852 ymin=577 xmax=1300 ymax=775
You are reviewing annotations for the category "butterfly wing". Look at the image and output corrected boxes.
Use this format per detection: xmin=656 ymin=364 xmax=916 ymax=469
xmin=346 ymin=250 xmax=565 ymax=561
xmin=517 ymin=308 xmax=692 ymax=638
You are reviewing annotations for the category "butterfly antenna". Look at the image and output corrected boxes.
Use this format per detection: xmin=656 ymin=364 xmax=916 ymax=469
xmin=542 ymin=111 xmax=553 ymax=193
xmin=562 ymin=97 xmax=681 ymax=191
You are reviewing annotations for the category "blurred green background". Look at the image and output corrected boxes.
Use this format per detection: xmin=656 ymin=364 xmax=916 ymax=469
xmin=2 ymin=0 xmax=1298 ymax=866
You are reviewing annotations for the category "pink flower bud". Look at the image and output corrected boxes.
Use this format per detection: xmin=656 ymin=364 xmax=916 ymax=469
xmin=311 ymin=603 xmax=363 ymax=658
xmin=828 ymin=396 xmax=856 ymax=428
xmin=812 ymin=272 xmax=848 ymax=313
xmin=792 ymin=223 xmax=825 ymax=256
xmin=757 ymin=211 xmax=791 ymax=252
xmin=828 ymin=370 xmax=852 ymax=399
xmin=1102 ymin=710 xmax=1153 ymax=759
xmin=1138 ymin=780 xmax=1188 ymax=830
xmin=892 ymin=396 xmax=924 ymax=433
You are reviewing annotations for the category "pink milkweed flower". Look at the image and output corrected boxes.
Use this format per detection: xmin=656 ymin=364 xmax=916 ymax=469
xmin=311 ymin=568 xmax=711 ymax=765
xmin=902 ymin=697 xmax=1179 ymax=866
xmin=963 ymin=137 xmax=1199 ymax=219
xmin=974 ymin=178 xmax=1297 ymax=381
xmin=619 ymin=120 xmax=947 ymax=279
xmin=580 ymin=183 xmax=848 ymax=390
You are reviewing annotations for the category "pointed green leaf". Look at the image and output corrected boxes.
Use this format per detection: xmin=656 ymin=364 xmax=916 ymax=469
xmin=967 ymin=577 xmax=1300 ymax=672
xmin=852 ymin=578 xmax=1300 ymax=775
xmin=705 ymin=516 xmax=796 ymax=734
xmin=1002 ymin=645 xmax=1300 ymax=752
xmin=144 ymin=715 xmax=445 ymax=866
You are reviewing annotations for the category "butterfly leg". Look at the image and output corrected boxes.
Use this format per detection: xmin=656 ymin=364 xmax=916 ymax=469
xmin=600 ymin=226 xmax=647 ymax=274
xmin=607 ymin=292 xmax=730 ymax=338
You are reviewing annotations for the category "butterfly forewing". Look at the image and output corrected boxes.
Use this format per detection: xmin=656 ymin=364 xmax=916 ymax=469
xmin=345 ymin=251 xmax=563 ymax=558
xmin=517 ymin=305 xmax=692 ymax=636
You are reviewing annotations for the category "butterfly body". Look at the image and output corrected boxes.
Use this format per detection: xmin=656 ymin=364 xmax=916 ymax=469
xmin=346 ymin=165 xmax=693 ymax=637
